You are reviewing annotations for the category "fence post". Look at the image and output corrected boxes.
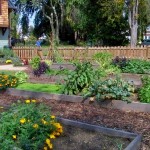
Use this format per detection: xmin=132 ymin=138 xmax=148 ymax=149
xmin=146 ymin=46 xmax=150 ymax=60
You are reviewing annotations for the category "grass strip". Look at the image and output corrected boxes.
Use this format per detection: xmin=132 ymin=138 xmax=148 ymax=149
xmin=16 ymin=82 xmax=63 ymax=94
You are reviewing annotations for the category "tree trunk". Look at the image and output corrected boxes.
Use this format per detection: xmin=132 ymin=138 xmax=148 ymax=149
xmin=128 ymin=0 xmax=139 ymax=47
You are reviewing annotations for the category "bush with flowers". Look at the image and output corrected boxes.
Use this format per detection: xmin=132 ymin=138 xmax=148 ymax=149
xmin=0 ymin=100 xmax=63 ymax=150
xmin=0 ymin=73 xmax=18 ymax=90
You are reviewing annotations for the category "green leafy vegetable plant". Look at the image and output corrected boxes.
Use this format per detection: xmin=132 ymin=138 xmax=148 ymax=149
xmin=63 ymin=62 xmax=97 ymax=95
xmin=30 ymin=56 xmax=40 ymax=69
xmin=15 ymin=71 xmax=29 ymax=84
xmin=93 ymin=52 xmax=120 ymax=76
xmin=84 ymin=77 xmax=134 ymax=103
xmin=122 ymin=59 xmax=150 ymax=74
xmin=0 ymin=100 xmax=63 ymax=150
xmin=138 ymin=75 xmax=150 ymax=103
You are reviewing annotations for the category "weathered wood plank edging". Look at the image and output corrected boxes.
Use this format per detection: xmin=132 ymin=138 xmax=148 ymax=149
xmin=5 ymin=88 xmax=150 ymax=113
xmin=57 ymin=117 xmax=142 ymax=150
xmin=6 ymin=88 xmax=84 ymax=103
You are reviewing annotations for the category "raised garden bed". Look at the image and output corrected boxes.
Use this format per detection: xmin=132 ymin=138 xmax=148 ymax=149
xmin=54 ymin=118 xmax=141 ymax=150
xmin=4 ymin=88 xmax=150 ymax=113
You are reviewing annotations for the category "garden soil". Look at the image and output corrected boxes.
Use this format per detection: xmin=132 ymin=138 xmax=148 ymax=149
xmin=0 ymin=93 xmax=149 ymax=150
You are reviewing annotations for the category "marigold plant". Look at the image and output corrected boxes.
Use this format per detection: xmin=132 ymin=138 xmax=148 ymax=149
xmin=0 ymin=73 xmax=18 ymax=90
xmin=0 ymin=100 xmax=63 ymax=150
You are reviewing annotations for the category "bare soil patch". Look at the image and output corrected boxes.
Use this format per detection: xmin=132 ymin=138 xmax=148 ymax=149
xmin=53 ymin=125 xmax=130 ymax=150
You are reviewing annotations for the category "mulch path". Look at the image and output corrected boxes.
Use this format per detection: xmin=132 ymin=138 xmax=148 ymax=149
xmin=0 ymin=93 xmax=150 ymax=150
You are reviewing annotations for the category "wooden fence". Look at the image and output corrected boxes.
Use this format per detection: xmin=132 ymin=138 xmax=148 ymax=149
xmin=12 ymin=46 xmax=150 ymax=61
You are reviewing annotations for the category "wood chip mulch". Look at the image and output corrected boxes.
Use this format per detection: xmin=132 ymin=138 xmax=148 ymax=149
xmin=0 ymin=93 xmax=149 ymax=150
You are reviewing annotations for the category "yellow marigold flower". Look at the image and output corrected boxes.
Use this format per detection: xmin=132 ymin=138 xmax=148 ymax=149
xmin=57 ymin=128 xmax=63 ymax=133
xmin=12 ymin=135 xmax=17 ymax=140
xmin=31 ymin=99 xmax=36 ymax=103
xmin=55 ymin=132 xmax=60 ymax=136
xmin=51 ymin=115 xmax=55 ymax=119
xmin=43 ymin=147 xmax=48 ymax=150
xmin=6 ymin=60 xmax=12 ymax=64
xmin=48 ymin=143 xmax=53 ymax=149
xmin=49 ymin=134 xmax=56 ymax=139
xmin=41 ymin=119 xmax=47 ymax=124
xmin=46 ymin=139 xmax=51 ymax=145
xmin=53 ymin=123 xmax=61 ymax=129
xmin=25 ymin=100 xmax=31 ymax=104
xmin=20 ymin=118 xmax=26 ymax=124
xmin=33 ymin=124 xmax=39 ymax=129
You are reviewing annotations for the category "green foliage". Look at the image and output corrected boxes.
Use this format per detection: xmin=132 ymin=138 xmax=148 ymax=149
xmin=12 ymin=57 xmax=23 ymax=66
xmin=141 ymin=75 xmax=150 ymax=85
xmin=0 ymin=100 xmax=63 ymax=149
xmin=93 ymin=52 xmax=121 ymax=76
xmin=63 ymin=62 xmax=96 ymax=95
xmin=30 ymin=56 xmax=40 ymax=69
xmin=44 ymin=60 xmax=52 ymax=66
xmin=84 ymin=77 xmax=134 ymax=103
xmin=122 ymin=59 xmax=150 ymax=74
xmin=15 ymin=71 xmax=29 ymax=84
xmin=0 ymin=49 xmax=14 ymax=57
xmin=0 ymin=74 xmax=18 ymax=90
xmin=139 ymin=86 xmax=150 ymax=103
xmin=138 ymin=75 xmax=150 ymax=103
xmin=93 ymin=52 xmax=113 ymax=67
xmin=0 ymin=49 xmax=22 ymax=66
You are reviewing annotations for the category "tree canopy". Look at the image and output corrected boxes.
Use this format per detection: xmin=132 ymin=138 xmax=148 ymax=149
xmin=11 ymin=0 xmax=150 ymax=46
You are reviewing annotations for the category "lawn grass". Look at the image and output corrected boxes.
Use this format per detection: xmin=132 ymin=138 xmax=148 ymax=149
xmin=16 ymin=82 xmax=63 ymax=94
xmin=0 ymin=70 xmax=16 ymax=75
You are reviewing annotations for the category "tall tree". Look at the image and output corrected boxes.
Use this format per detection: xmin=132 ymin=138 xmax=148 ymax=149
xmin=126 ymin=0 xmax=139 ymax=47
xmin=10 ymin=11 xmax=19 ymax=38
xmin=14 ymin=0 xmax=64 ymax=44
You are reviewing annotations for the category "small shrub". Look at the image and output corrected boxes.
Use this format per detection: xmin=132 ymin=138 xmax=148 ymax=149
xmin=12 ymin=57 xmax=23 ymax=66
xmin=15 ymin=71 xmax=29 ymax=84
xmin=30 ymin=56 xmax=40 ymax=69
xmin=63 ymin=62 xmax=97 ymax=95
xmin=84 ymin=77 xmax=134 ymax=103
xmin=33 ymin=61 xmax=50 ymax=77
xmin=0 ymin=100 xmax=63 ymax=149
xmin=112 ymin=56 xmax=129 ymax=69
xmin=0 ymin=73 xmax=18 ymax=90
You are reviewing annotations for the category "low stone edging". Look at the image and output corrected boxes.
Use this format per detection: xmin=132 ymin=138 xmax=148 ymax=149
xmin=5 ymin=88 xmax=150 ymax=113
xmin=57 ymin=117 xmax=142 ymax=150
